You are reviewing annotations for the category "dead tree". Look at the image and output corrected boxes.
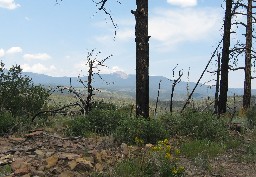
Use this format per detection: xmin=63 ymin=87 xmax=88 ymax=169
xmin=131 ymin=0 xmax=150 ymax=118
xmin=154 ymin=80 xmax=161 ymax=116
xmin=215 ymin=53 xmax=221 ymax=114
xmin=169 ymin=66 xmax=183 ymax=114
xmin=218 ymin=0 xmax=233 ymax=114
xmin=227 ymin=0 xmax=256 ymax=109
xmin=32 ymin=50 xmax=112 ymax=121
xmin=181 ymin=40 xmax=222 ymax=112
xmin=243 ymin=0 xmax=253 ymax=109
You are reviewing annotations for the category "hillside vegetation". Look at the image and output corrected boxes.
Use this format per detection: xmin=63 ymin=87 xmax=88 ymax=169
xmin=1 ymin=63 xmax=256 ymax=176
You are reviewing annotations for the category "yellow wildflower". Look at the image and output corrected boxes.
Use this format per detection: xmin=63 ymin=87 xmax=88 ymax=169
xmin=178 ymin=166 xmax=185 ymax=172
xmin=166 ymin=145 xmax=171 ymax=151
xmin=172 ymin=168 xmax=178 ymax=174
xmin=165 ymin=152 xmax=172 ymax=159
xmin=175 ymin=149 xmax=180 ymax=155
xmin=164 ymin=138 xmax=169 ymax=145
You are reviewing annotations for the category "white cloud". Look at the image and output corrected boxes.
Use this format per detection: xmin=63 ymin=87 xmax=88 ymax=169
xmin=23 ymin=53 xmax=51 ymax=61
xmin=6 ymin=46 xmax=22 ymax=54
xmin=74 ymin=61 xmax=125 ymax=75
xmin=149 ymin=8 xmax=222 ymax=51
xmin=21 ymin=63 xmax=57 ymax=75
xmin=167 ymin=0 xmax=197 ymax=7
xmin=0 ymin=48 xmax=5 ymax=58
xmin=0 ymin=0 xmax=20 ymax=10
xmin=117 ymin=29 xmax=133 ymax=41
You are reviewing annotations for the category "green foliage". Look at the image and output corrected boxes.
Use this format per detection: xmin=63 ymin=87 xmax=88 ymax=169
xmin=65 ymin=116 xmax=90 ymax=137
xmin=0 ymin=164 xmax=12 ymax=176
xmin=237 ymin=134 xmax=256 ymax=163
xmin=91 ymin=100 xmax=117 ymax=111
xmin=159 ymin=113 xmax=182 ymax=136
xmin=0 ymin=111 xmax=15 ymax=135
xmin=65 ymin=108 xmax=127 ymax=137
xmin=113 ymin=158 xmax=154 ymax=177
xmin=114 ymin=117 xmax=168 ymax=145
xmin=0 ymin=61 xmax=50 ymax=117
xmin=160 ymin=110 xmax=228 ymax=141
xmin=246 ymin=105 xmax=256 ymax=129
xmin=181 ymin=140 xmax=225 ymax=159
xmin=112 ymin=139 xmax=185 ymax=177
xmin=87 ymin=109 xmax=126 ymax=135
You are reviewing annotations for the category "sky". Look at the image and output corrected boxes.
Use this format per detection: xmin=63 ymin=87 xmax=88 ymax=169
xmin=0 ymin=0 xmax=255 ymax=88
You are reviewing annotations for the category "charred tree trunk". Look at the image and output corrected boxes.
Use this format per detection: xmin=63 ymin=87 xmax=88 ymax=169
xmin=218 ymin=0 xmax=233 ymax=114
xmin=214 ymin=53 xmax=221 ymax=114
xmin=132 ymin=0 xmax=150 ymax=118
xmin=86 ymin=60 xmax=93 ymax=114
xmin=243 ymin=0 xmax=252 ymax=109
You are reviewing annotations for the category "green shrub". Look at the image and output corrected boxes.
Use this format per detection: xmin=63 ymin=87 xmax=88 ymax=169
xmin=159 ymin=110 xmax=227 ymax=141
xmin=181 ymin=139 xmax=225 ymax=159
xmin=87 ymin=109 xmax=126 ymax=135
xmin=114 ymin=117 xmax=168 ymax=145
xmin=112 ymin=139 xmax=185 ymax=177
xmin=159 ymin=113 xmax=182 ymax=136
xmin=246 ymin=105 xmax=256 ymax=129
xmin=180 ymin=110 xmax=227 ymax=141
xmin=113 ymin=158 xmax=154 ymax=177
xmin=0 ymin=111 xmax=15 ymax=136
xmin=0 ymin=164 xmax=12 ymax=176
xmin=65 ymin=116 xmax=90 ymax=137
xmin=0 ymin=62 xmax=50 ymax=117
xmin=91 ymin=100 xmax=117 ymax=111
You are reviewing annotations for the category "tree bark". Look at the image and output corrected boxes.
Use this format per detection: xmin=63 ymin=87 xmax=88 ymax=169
xmin=132 ymin=0 xmax=149 ymax=118
xmin=214 ymin=53 xmax=221 ymax=114
xmin=243 ymin=0 xmax=252 ymax=109
xmin=218 ymin=0 xmax=233 ymax=114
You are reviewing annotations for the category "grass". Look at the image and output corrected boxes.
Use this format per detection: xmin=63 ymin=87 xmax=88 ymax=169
xmin=2 ymin=93 xmax=256 ymax=176
xmin=180 ymin=140 xmax=226 ymax=159
xmin=0 ymin=164 xmax=12 ymax=176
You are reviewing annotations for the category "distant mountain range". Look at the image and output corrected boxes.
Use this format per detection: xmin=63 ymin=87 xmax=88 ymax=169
xmin=23 ymin=72 xmax=256 ymax=101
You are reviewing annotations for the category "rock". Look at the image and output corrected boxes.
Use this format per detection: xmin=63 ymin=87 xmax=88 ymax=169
xmin=0 ymin=154 xmax=14 ymax=165
xmin=145 ymin=144 xmax=153 ymax=149
xmin=11 ymin=158 xmax=30 ymax=176
xmin=94 ymin=152 xmax=102 ymax=163
xmin=46 ymin=154 xmax=59 ymax=168
xmin=68 ymin=160 xmax=77 ymax=170
xmin=28 ymin=155 xmax=36 ymax=158
xmin=25 ymin=130 xmax=43 ymax=138
xmin=31 ymin=169 xmax=45 ymax=176
xmin=121 ymin=143 xmax=129 ymax=156
xmin=35 ymin=150 xmax=45 ymax=157
xmin=8 ymin=137 xmax=26 ymax=142
xmin=72 ymin=158 xmax=94 ymax=172
xmin=84 ymin=156 xmax=94 ymax=163
xmin=58 ymin=170 xmax=75 ymax=177
xmin=95 ymin=163 xmax=103 ymax=172
xmin=46 ymin=151 xmax=55 ymax=157
xmin=100 ymin=150 xmax=108 ymax=161
xmin=38 ymin=165 xmax=45 ymax=171
xmin=59 ymin=152 xmax=81 ymax=160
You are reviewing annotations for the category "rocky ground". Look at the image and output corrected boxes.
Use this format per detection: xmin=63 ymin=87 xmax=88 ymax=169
xmin=0 ymin=129 xmax=256 ymax=177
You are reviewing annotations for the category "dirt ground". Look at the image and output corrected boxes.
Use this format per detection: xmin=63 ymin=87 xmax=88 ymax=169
xmin=0 ymin=129 xmax=255 ymax=177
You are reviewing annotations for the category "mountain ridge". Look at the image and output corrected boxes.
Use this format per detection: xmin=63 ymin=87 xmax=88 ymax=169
xmin=23 ymin=72 xmax=256 ymax=101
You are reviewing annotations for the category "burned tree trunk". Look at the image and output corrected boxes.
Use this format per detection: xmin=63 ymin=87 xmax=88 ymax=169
xmin=214 ymin=53 xmax=221 ymax=114
xmin=131 ymin=0 xmax=150 ymax=118
xmin=243 ymin=0 xmax=252 ymax=109
xmin=218 ymin=0 xmax=233 ymax=114
xmin=86 ymin=60 xmax=93 ymax=114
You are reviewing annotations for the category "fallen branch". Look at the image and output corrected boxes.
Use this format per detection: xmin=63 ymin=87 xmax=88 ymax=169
xmin=32 ymin=102 xmax=80 ymax=122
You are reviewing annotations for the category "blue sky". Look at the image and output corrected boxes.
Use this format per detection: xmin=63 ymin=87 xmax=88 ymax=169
xmin=0 ymin=0 xmax=255 ymax=88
